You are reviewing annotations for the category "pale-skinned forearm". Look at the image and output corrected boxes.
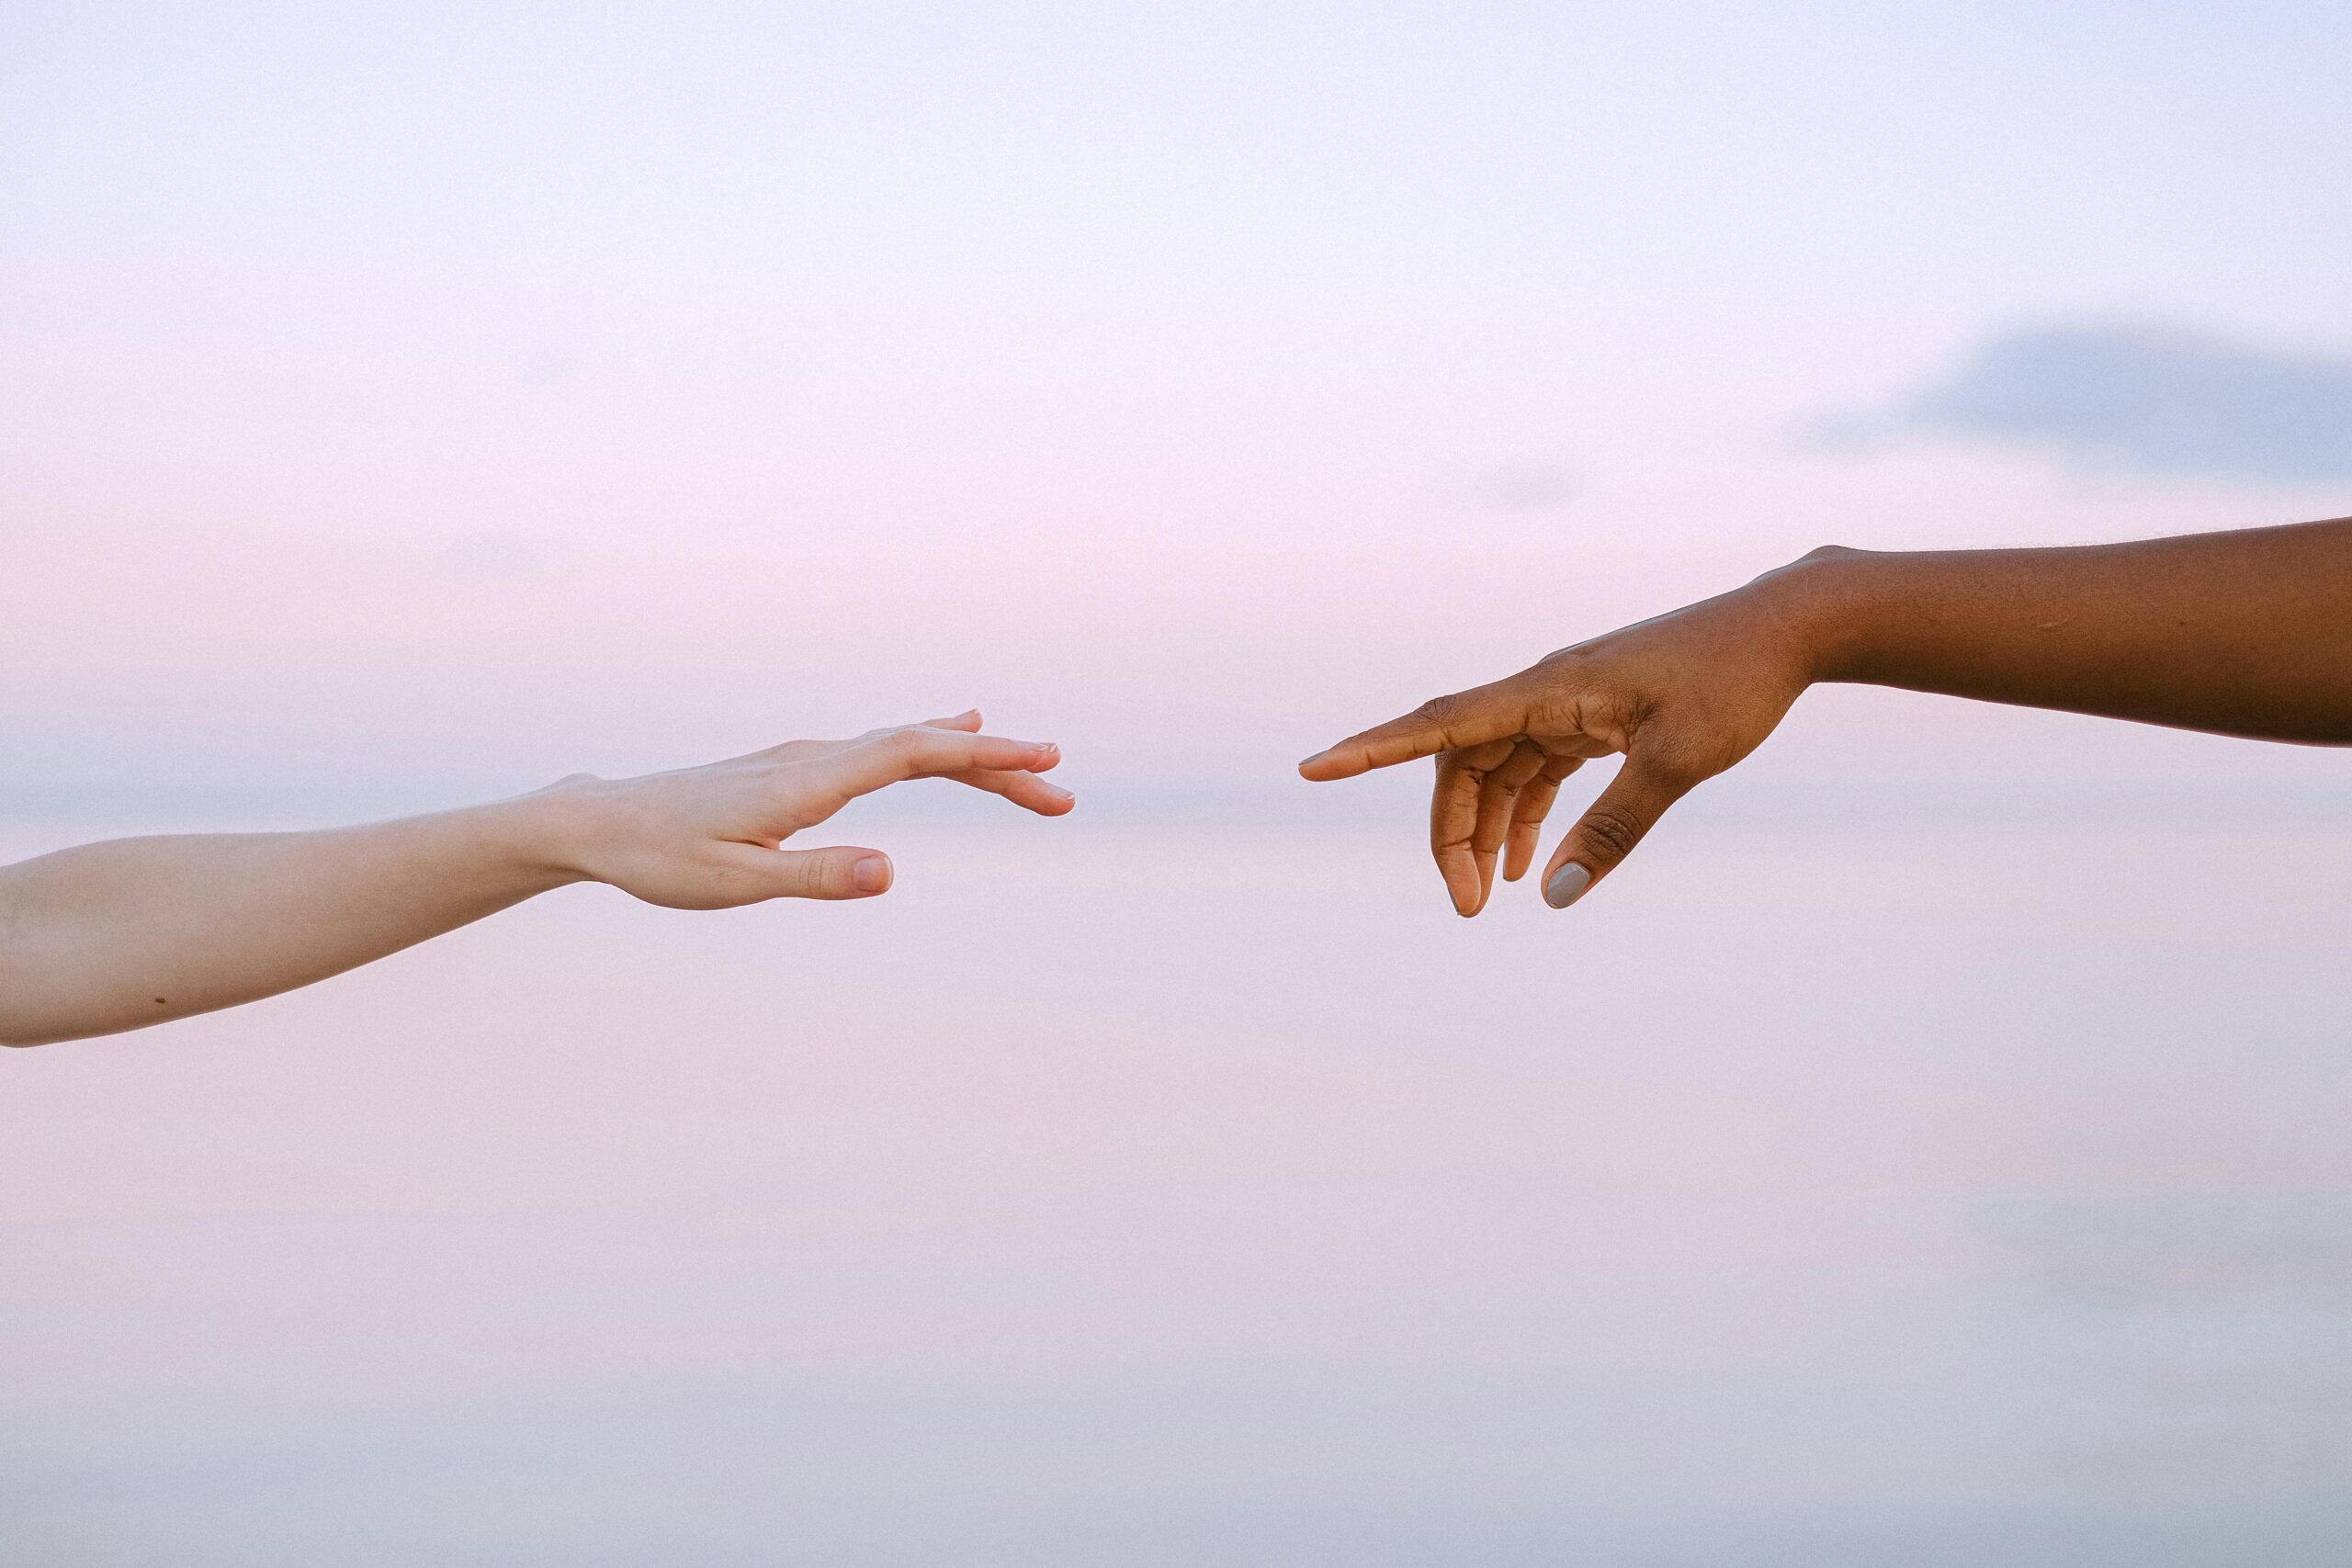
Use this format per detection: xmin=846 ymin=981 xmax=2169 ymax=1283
xmin=0 ymin=716 xmax=1072 ymax=1046
xmin=1781 ymin=517 xmax=2352 ymax=743
xmin=0 ymin=799 xmax=575 ymax=1046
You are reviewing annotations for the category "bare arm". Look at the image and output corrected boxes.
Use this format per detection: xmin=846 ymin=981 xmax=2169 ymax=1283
xmin=1299 ymin=516 xmax=2352 ymax=916
xmin=1808 ymin=518 xmax=2352 ymax=742
xmin=0 ymin=712 xmax=1069 ymax=1046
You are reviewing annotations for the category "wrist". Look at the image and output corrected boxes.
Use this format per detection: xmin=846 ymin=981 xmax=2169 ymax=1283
xmin=470 ymin=785 xmax=604 ymax=892
xmin=1749 ymin=545 xmax=1883 ymax=685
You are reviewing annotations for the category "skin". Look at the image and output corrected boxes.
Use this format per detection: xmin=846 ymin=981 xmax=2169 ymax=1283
xmin=0 ymin=711 xmax=1069 ymax=1046
xmin=1299 ymin=515 xmax=2352 ymax=916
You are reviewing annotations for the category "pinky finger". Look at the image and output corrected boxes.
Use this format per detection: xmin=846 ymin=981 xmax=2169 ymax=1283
xmin=1502 ymin=757 xmax=1582 ymax=882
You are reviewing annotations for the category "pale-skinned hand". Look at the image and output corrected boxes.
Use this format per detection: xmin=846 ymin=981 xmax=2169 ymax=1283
xmin=1 ymin=708 xmax=1074 ymax=1045
xmin=543 ymin=709 xmax=1071 ymax=908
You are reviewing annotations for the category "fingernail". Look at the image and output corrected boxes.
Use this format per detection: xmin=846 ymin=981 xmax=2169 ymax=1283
xmin=1543 ymin=863 xmax=1591 ymax=908
xmin=852 ymin=855 xmax=891 ymax=894
xmin=1297 ymin=750 xmax=1329 ymax=769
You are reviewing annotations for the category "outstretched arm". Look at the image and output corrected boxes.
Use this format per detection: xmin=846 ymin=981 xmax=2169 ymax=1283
xmin=0 ymin=712 xmax=1069 ymax=1045
xmin=1299 ymin=516 xmax=2352 ymax=916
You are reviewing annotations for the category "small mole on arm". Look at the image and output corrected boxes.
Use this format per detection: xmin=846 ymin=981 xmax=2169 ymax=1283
xmin=153 ymin=997 xmax=167 ymax=1005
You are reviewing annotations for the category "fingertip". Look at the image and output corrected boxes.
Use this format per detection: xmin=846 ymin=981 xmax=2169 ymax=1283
xmin=852 ymin=853 xmax=892 ymax=896
xmin=1543 ymin=862 xmax=1592 ymax=909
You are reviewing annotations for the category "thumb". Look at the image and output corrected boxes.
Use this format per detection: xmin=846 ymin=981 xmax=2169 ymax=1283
xmin=729 ymin=843 xmax=895 ymax=902
xmin=1538 ymin=753 xmax=1695 ymax=908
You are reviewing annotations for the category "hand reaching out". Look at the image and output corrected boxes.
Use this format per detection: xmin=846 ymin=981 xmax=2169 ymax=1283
xmin=1298 ymin=516 xmax=2352 ymax=917
xmin=543 ymin=710 xmax=1070 ymax=908
xmin=9 ymin=516 xmax=2346 ymax=1045
xmin=0 ymin=709 xmax=1070 ymax=1044
xmin=1298 ymin=575 xmax=1820 ymax=916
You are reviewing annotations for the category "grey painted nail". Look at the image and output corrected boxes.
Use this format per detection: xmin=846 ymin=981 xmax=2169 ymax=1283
xmin=1544 ymin=863 xmax=1592 ymax=908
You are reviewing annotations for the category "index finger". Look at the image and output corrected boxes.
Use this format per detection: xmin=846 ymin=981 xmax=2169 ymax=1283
xmin=1297 ymin=681 xmax=1528 ymax=782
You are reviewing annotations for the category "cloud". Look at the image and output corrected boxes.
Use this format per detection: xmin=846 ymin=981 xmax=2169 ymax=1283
xmin=1986 ymin=1192 xmax=2352 ymax=1309
xmin=1886 ymin=324 xmax=2352 ymax=485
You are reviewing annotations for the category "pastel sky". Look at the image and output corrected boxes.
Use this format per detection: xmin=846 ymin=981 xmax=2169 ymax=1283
xmin=6 ymin=10 xmax=2352 ymax=1561
xmin=4 ymin=0 xmax=2349 ymax=816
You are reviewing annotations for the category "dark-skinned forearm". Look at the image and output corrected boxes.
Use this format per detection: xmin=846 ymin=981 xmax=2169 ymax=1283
xmin=1778 ymin=517 xmax=2352 ymax=744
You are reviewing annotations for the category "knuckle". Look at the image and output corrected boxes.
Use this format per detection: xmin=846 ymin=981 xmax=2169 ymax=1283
xmin=1577 ymin=805 xmax=1646 ymax=861
xmin=707 ymin=863 xmax=764 ymax=902
xmin=1533 ymin=644 xmax=1601 ymax=679
xmin=1412 ymin=692 xmax=1466 ymax=727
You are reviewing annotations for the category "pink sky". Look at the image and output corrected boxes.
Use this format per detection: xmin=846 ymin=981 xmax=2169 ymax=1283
xmin=6 ymin=4 xmax=2352 ymax=1560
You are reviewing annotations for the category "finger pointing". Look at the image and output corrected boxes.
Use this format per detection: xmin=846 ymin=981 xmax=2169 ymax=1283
xmin=1299 ymin=681 xmax=1529 ymax=782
